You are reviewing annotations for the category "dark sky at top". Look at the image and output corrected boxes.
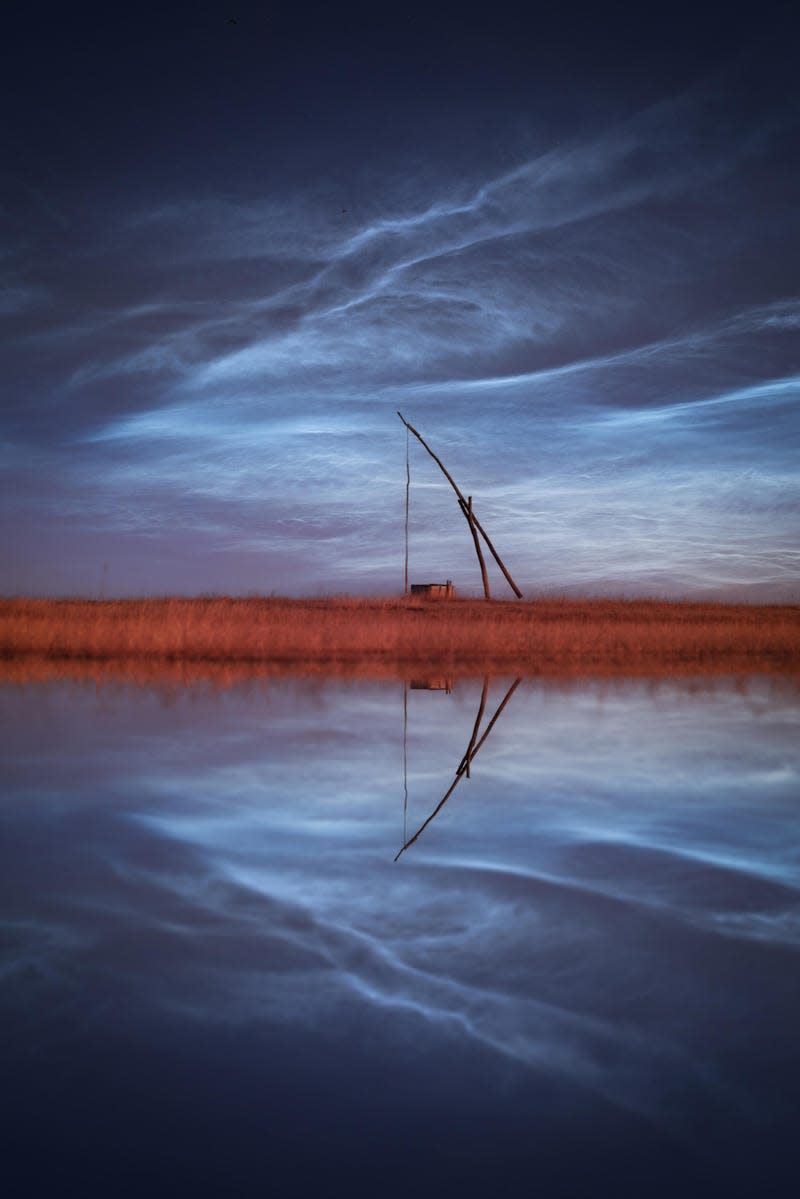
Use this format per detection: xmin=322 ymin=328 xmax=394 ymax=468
xmin=2 ymin=2 xmax=798 ymax=597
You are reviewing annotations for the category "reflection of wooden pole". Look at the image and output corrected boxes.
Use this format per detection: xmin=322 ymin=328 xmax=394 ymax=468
xmin=462 ymin=676 xmax=521 ymax=761
xmin=397 ymin=411 xmax=522 ymax=598
xmin=403 ymin=681 xmax=408 ymax=842
xmin=460 ymin=675 xmax=489 ymax=779
xmin=394 ymin=677 xmax=521 ymax=861
xmin=461 ymin=496 xmax=490 ymax=600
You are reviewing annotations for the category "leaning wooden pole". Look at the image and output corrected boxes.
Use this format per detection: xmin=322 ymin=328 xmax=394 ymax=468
xmin=462 ymin=495 xmax=491 ymax=600
xmin=396 ymin=411 xmax=523 ymax=598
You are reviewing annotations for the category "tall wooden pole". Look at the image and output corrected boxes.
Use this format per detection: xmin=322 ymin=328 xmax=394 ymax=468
xmin=397 ymin=411 xmax=523 ymax=598
xmin=404 ymin=425 xmax=410 ymax=596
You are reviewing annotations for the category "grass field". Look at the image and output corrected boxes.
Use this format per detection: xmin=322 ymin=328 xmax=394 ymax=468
xmin=1 ymin=596 xmax=798 ymax=683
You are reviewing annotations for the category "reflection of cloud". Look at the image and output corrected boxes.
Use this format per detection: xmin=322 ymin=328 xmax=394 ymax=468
xmin=0 ymin=824 xmax=765 ymax=1130
xmin=3 ymin=678 xmax=799 ymax=1142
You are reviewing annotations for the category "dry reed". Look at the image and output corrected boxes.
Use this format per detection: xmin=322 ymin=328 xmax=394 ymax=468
xmin=1 ymin=596 xmax=798 ymax=682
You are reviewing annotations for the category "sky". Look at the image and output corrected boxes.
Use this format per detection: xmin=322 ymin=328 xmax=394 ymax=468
xmin=2 ymin=3 xmax=799 ymax=599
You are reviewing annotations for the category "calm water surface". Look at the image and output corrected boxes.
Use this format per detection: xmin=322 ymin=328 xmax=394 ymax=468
xmin=1 ymin=675 xmax=798 ymax=1197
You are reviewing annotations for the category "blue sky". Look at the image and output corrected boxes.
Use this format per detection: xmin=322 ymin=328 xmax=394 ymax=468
xmin=2 ymin=4 xmax=798 ymax=597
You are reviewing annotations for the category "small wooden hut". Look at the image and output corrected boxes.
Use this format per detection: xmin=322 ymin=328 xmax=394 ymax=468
xmin=410 ymin=580 xmax=455 ymax=599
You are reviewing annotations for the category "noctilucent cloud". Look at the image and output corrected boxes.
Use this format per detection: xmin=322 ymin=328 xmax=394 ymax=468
xmin=2 ymin=6 xmax=798 ymax=598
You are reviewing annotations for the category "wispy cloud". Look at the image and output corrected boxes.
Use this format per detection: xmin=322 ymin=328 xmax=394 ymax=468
xmin=2 ymin=73 xmax=798 ymax=595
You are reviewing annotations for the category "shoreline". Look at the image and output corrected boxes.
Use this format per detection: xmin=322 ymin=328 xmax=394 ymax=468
xmin=2 ymin=596 xmax=799 ymax=681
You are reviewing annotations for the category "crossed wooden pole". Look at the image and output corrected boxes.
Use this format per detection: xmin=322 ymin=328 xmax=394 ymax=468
xmin=397 ymin=411 xmax=522 ymax=599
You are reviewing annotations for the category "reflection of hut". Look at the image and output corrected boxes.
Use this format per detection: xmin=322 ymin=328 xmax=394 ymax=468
xmin=410 ymin=579 xmax=455 ymax=599
xmin=410 ymin=677 xmax=454 ymax=692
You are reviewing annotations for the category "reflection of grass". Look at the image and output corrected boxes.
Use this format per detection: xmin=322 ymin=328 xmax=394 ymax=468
xmin=1 ymin=596 xmax=798 ymax=680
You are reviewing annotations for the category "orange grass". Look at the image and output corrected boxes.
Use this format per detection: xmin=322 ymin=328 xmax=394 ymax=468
xmin=1 ymin=596 xmax=799 ymax=682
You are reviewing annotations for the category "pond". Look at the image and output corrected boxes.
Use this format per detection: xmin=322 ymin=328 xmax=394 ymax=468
xmin=1 ymin=675 xmax=798 ymax=1197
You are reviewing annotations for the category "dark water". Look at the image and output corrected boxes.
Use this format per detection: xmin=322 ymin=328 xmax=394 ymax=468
xmin=1 ymin=675 xmax=798 ymax=1197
